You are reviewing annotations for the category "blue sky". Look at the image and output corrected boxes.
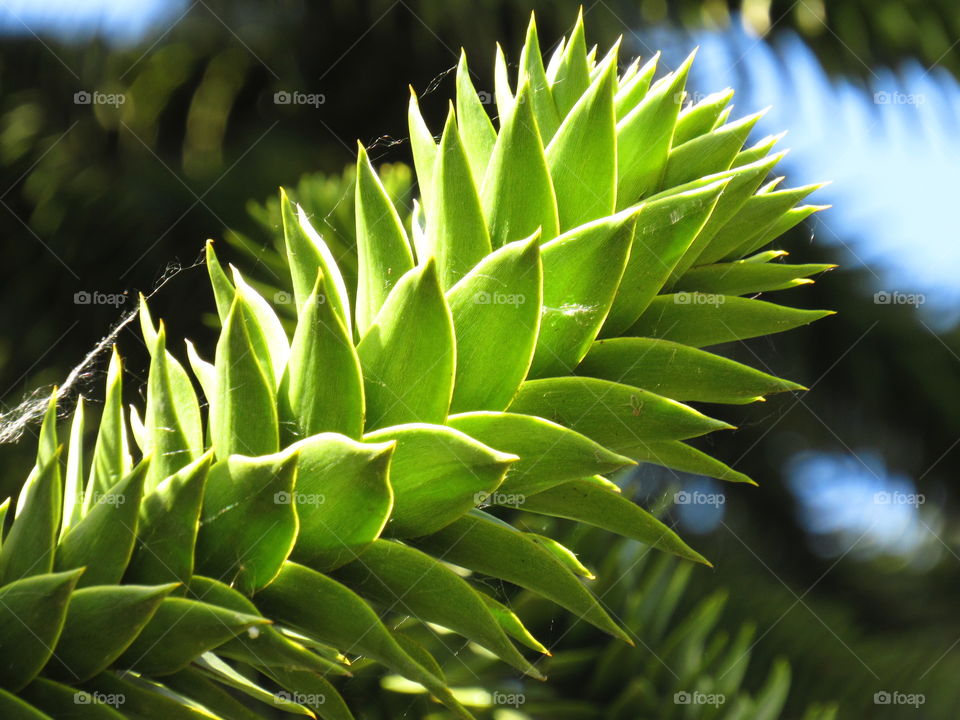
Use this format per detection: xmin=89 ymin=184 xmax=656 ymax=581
xmin=0 ymin=0 xmax=184 ymax=44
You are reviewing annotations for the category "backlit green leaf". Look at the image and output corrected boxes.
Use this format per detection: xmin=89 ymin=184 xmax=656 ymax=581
xmin=21 ymin=677 xmax=126 ymax=719
xmin=0 ymin=448 xmax=61 ymax=584
xmin=661 ymin=110 xmax=766 ymax=189
xmin=126 ymin=451 xmax=213 ymax=586
xmin=364 ymin=423 xmax=516 ymax=537
xmin=425 ymin=106 xmax=491 ymax=288
xmin=629 ymin=439 xmax=754 ymax=485
xmin=446 ymin=233 xmax=542 ymax=413
xmin=230 ymin=267 xmax=291 ymax=385
xmin=48 ymin=583 xmax=178 ymax=682
xmin=195 ymin=449 xmax=299 ymax=593
xmin=614 ymin=52 xmax=658 ymax=117
xmin=672 ymin=89 xmax=735 ymax=146
xmin=519 ymin=14 xmax=559 ymax=142
xmin=287 ymin=433 xmax=394 ymax=571
xmin=357 ymin=259 xmax=455 ymax=431
xmin=87 ymin=347 xmax=131 ymax=507
xmin=280 ymin=270 xmax=364 ymax=440
xmin=354 ymin=144 xmax=414 ymax=336
xmin=520 ymin=479 xmax=710 ymax=565
xmin=629 ymin=294 xmax=834 ymax=348
xmin=455 ymin=51 xmax=496 ymax=184
xmin=743 ymin=204 xmax=829 ymax=258
xmin=493 ymin=43 xmax=514 ymax=117
xmin=667 ymin=152 xmax=788 ymax=279
xmin=267 ymin=667 xmax=356 ymax=720
xmin=281 ymin=191 xmax=351 ymax=333
xmin=447 ymin=411 xmax=634 ymax=497
xmin=509 ymin=376 xmax=731 ymax=455
xmin=256 ymin=562 xmax=473 ymax=720
xmin=698 ymin=182 xmax=823 ymax=264
xmin=481 ymin=80 xmax=558 ymax=247
xmin=407 ymin=88 xmax=437 ymax=213
xmin=413 ymin=512 xmax=631 ymax=644
xmin=602 ymin=179 xmax=727 ymax=337
xmin=193 ymin=653 xmax=315 ymax=717
xmin=205 ymin=240 xmax=235 ymax=323
xmin=676 ymin=259 xmax=834 ymax=297
xmin=527 ymin=533 xmax=594 ymax=579
xmin=81 ymin=672 xmax=212 ymax=719
xmin=550 ymin=10 xmax=590 ymax=117
xmin=546 ymin=52 xmax=616 ymax=231
xmin=188 ymin=576 xmax=348 ymax=677
xmin=334 ymin=539 xmax=543 ymax=677
xmin=0 ymin=569 xmax=82 ymax=690
xmin=56 ymin=460 xmax=148 ymax=587
xmin=577 ymin=337 xmax=804 ymax=404
xmin=529 ymin=208 xmax=640 ymax=377
xmin=212 ymin=295 xmax=279 ymax=457
xmin=475 ymin=590 xmax=550 ymax=655
xmin=616 ymin=51 xmax=693 ymax=206
xmin=115 ymin=597 xmax=268 ymax=676
xmin=61 ymin=395 xmax=85 ymax=537
xmin=163 ymin=668 xmax=274 ymax=720
xmin=142 ymin=322 xmax=203 ymax=491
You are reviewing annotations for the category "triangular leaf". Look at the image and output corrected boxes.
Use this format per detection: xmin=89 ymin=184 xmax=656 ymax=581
xmin=364 ymin=423 xmax=516 ymax=537
xmin=446 ymin=233 xmax=542 ymax=413
xmin=356 ymin=260 xmax=455 ymax=431
xmin=447 ymin=411 xmax=634 ymax=497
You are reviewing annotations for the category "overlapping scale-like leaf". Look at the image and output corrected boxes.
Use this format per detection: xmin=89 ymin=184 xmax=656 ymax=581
xmin=356 ymin=259 xmax=455 ymax=430
xmin=447 ymin=410 xmax=634 ymax=497
xmin=354 ymin=144 xmax=414 ymax=336
xmin=280 ymin=269 xmax=364 ymax=440
xmin=578 ymin=337 xmax=805 ymax=405
xmin=530 ymin=207 xmax=640 ymax=376
xmin=363 ymin=423 xmax=516 ymax=537
xmin=424 ymin=105 xmax=491 ymax=288
xmin=509 ymin=376 xmax=732 ymax=456
xmin=256 ymin=562 xmax=473 ymax=719
xmin=446 ymin=232 xmax=542 ymax=412
xmin=481 ymin=80 xmax=559 ymax=246
xmin=412 ymin=511 xmax=632 ymax=644
xmin=286 ymin=432 xmax=394 ymax=571
xmin=630 ymin=294 xmax=833 ymax=348
xmin=195 ymin=450 xmax=299 ymax=593
xmin=332 ymin=539 xmax=544 ymax=678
